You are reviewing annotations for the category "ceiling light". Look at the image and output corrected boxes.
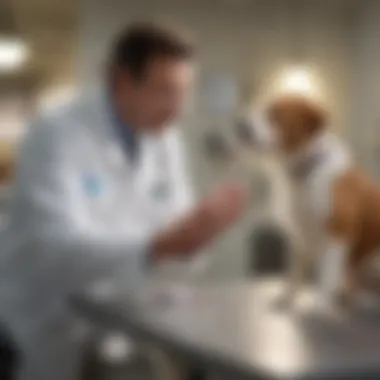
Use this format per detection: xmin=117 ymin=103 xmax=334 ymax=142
xmin=277 ymin=66 xmax=318 ymax=97
xmin=0 ymin=37 xmax=29 ymax=72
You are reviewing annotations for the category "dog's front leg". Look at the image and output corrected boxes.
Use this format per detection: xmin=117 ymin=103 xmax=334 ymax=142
xmin=276 ymin=230 xmax=308 ymax=309
xmin=314 ymin=238 xmax=349 ymax=312
xmin=282 ymin=245 xmax=311 ymax=308
xmin=312 ymin=169 xmax=360 ymax=314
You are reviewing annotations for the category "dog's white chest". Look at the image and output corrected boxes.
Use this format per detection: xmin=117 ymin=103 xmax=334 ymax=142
xmin=289 ymin=133 xmax=352 ymax=253
xmin=292 ymin=179 xmax=328 ymax=254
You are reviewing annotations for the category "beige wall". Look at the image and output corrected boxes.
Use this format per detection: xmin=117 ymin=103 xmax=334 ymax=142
xmin=350 ymin=0 xmax=380 ymax=177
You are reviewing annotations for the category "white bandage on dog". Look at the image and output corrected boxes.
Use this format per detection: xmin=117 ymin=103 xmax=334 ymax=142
xmin=316 ymin=238 xmax=349 ymax=309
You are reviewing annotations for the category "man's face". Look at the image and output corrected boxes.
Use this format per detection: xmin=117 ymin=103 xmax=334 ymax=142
xmin=118 ymin=57 xmax=194 ymax=132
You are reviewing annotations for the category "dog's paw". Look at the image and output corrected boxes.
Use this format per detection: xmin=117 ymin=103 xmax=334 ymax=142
xmin=272 ymin=293 xmax=295 ymax=313
xmin=310 ymin=296 xmax=343 ymax=319
xmin=313 ymin=295 xmax=332 ymax=311
xmin=336 ymin=291 xmax=356 ymax=313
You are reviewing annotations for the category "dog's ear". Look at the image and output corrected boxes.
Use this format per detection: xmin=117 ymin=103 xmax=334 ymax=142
xmin=266 ymin=102 xmax=280 ymax=125
xmin=303 ymin=99 xmax=328 ymax=136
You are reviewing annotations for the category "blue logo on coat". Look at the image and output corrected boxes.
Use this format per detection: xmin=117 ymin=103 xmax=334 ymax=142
xmin=83 ymin=173 xmax=105 ymax=197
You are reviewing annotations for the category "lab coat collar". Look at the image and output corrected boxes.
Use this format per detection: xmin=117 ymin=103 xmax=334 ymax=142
xmin=81 ymin=87 xmax=133 ymax=170
xmin=106 ymin=88 xmax=139 ymax=161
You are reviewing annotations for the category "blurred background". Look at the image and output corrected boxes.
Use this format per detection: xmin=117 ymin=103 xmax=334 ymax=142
xmin=0 ymin=0 xmax=380 ymax=280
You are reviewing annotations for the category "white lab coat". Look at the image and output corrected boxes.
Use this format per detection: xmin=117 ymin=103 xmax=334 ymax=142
xmin=0 ymin=90 xmax=194 ymax=380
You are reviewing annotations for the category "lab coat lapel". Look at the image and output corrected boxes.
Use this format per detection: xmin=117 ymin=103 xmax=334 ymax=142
xmin=85 ymin=89 xmax=134 ymax=176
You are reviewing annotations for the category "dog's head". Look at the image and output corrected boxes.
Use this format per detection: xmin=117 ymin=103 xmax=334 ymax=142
xmin=237 ymin=94 xmax=328 ymax=156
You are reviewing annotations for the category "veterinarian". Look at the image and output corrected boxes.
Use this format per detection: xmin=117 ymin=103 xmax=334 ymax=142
xmin=0 ymin=22 xmax=246 ymax=380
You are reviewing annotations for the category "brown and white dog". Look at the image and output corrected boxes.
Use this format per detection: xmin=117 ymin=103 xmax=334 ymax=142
xmin=239 ymin=94 xmax=380 ymax=311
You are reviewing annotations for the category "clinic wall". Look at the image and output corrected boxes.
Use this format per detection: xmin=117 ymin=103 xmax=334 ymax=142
xmin=78 ymin=0 xmax=355 ymax=280
xmin=78 ymin=0 xmax=354 ymax=127
xmin=350 ymin=0 xmax=380 ymax=178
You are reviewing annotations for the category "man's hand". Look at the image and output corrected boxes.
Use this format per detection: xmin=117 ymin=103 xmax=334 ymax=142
xmin=151 ymin=184 xmax=247 ymax=261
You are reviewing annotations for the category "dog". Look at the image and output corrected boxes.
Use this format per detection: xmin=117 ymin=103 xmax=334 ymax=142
xmin=237 ymin=94 xmax=380 ymax=312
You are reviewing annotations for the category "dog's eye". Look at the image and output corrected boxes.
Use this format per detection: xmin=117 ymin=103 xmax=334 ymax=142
xmin=203 ymin=132 xmax=232 ymax=160
xmin=235 ymin=120 xmax=255 ymax=144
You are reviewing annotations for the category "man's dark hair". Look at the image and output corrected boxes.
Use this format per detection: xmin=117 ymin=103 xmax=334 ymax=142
xmin=111 ymin=22 xmax=195 ymax=79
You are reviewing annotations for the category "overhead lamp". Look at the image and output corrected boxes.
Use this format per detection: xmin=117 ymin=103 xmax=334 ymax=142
xmin=278 ymin=66 xmax=317 ymax=96
xmin=261 ymin=64 xmax=325 ymax=103
xmin=0 ymin=37 xmax=29 ymax=72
